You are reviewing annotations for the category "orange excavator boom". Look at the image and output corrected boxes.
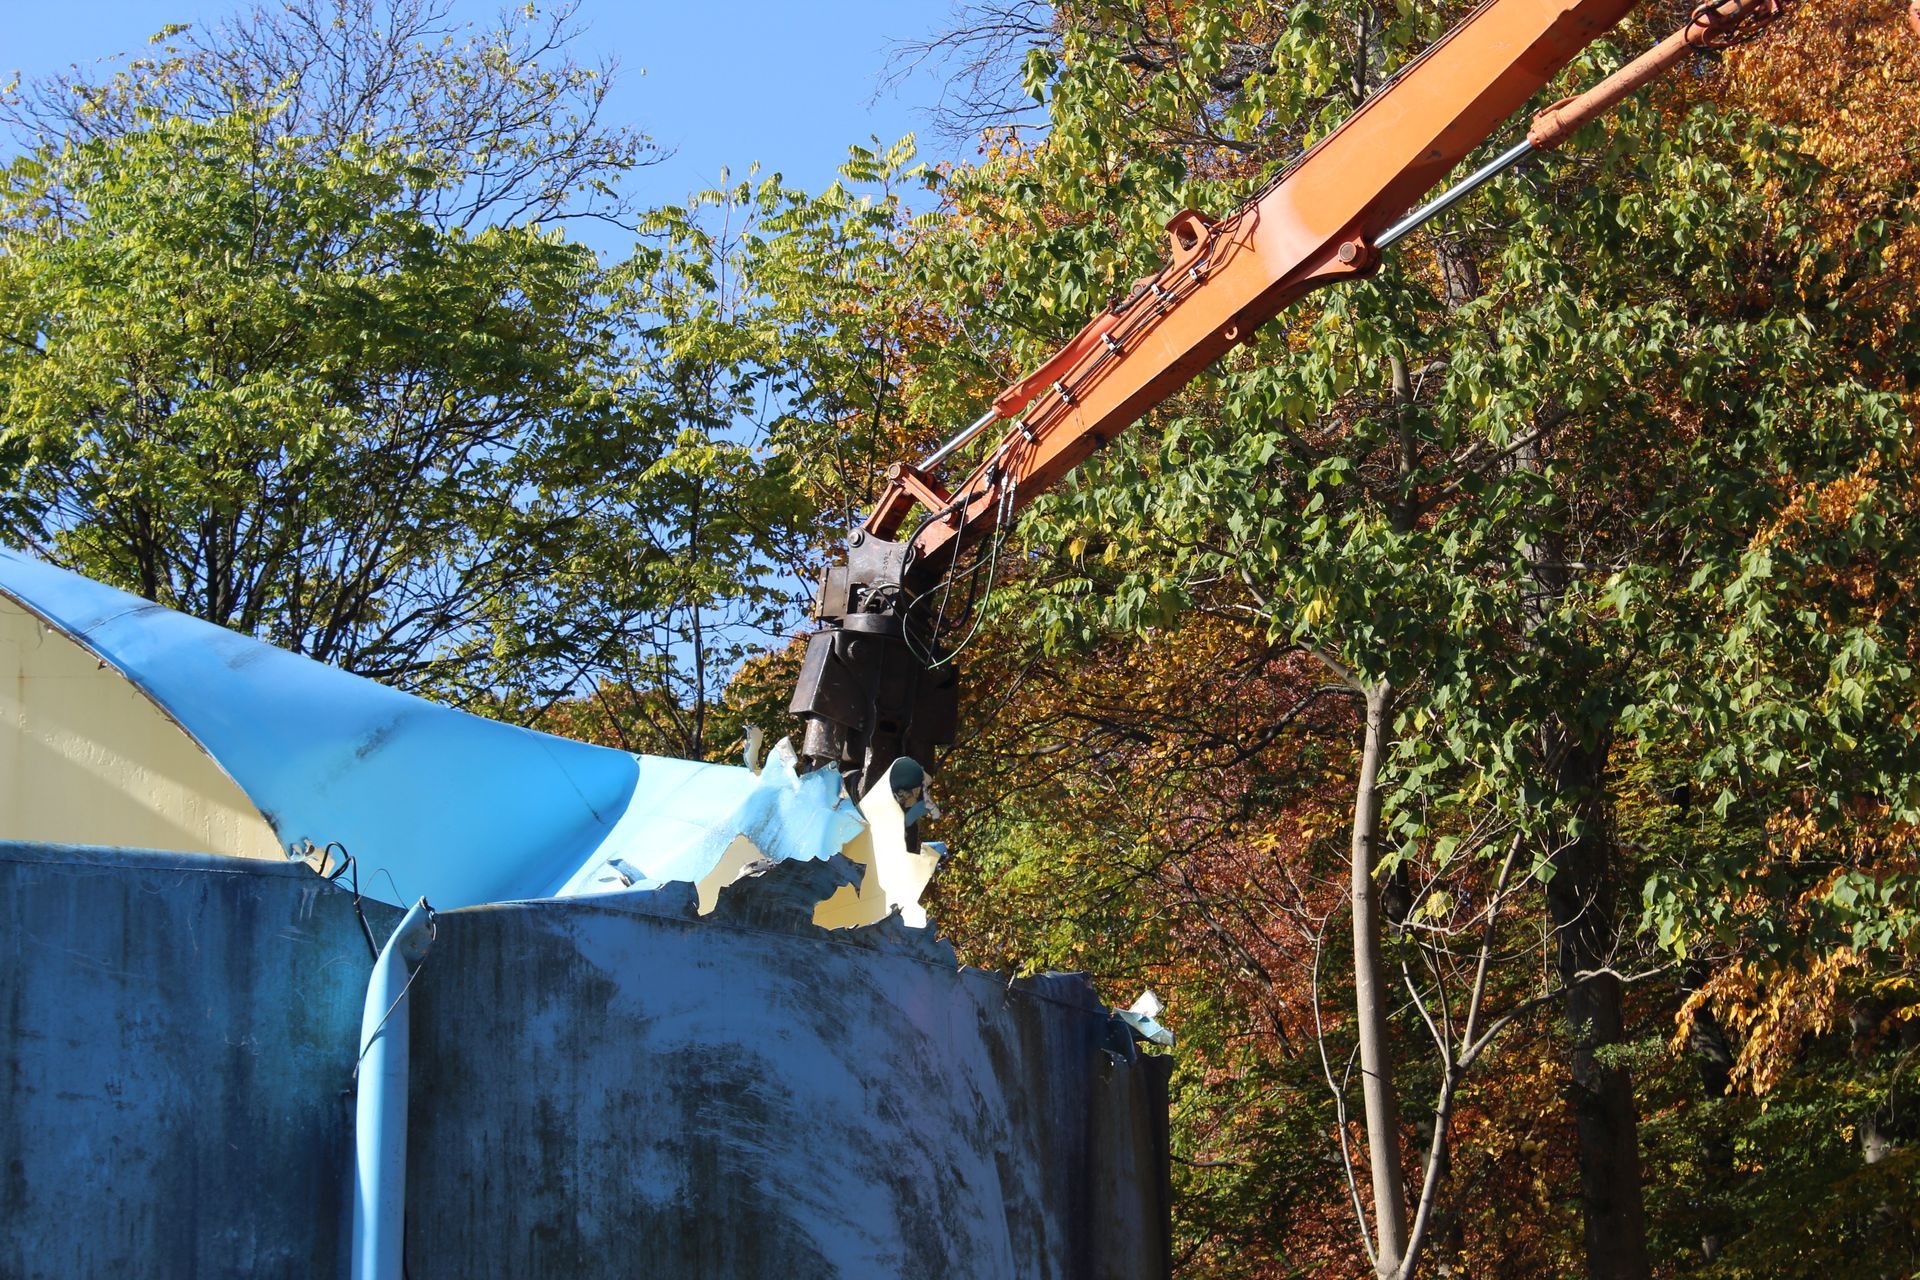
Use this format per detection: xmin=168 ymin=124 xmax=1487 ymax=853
xmin=792 ymin=0 xmax=1794 ymax=797
xmin=870 ymin=0 xmax=1784 ymax=562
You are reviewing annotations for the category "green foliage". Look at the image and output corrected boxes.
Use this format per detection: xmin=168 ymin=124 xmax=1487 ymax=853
xmin=771 ymin=0 xmax=1920 ymax=1274
xmin=0 ymin=0 xmax=654 ymax=231
xmin=1640 ymin=1039 xmax=1920 ymax=1276
xmin=6 ymin=0 xmax=1917 ymax=1272
xmin=0 ymin=3 xmax=807 ymax=745
xmin=0 ymin=109 xmax=616 ymax=695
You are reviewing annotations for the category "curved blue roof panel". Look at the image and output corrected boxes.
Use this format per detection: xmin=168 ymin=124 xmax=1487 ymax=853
xmin=0 ymin=547 xmax=860 ymax=908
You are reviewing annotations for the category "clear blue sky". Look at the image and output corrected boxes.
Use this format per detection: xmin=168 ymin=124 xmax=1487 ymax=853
xmin=4 ymin=0 xmax=973 ymax=208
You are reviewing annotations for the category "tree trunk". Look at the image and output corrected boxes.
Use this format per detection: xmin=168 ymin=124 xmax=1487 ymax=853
xmin=1543 ymin=727 xmax=1651 ymax=1280
xmin=1683 ymin=966 xmax=1736 ymax=1101
xmin=1352 ymin=679 xmax=1411 ymax=1277
xmin=1681 ymin=965 xmax=1736 ymax=1262
xmin=1518 ymin=425 xmax=1651 ymax=1280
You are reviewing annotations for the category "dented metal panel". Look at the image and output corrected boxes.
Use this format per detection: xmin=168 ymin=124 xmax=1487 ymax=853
xmin=0 ymin=841 xmax=399 ymax=1278
xmin=0 ymin=547 xmax=864 ymax=911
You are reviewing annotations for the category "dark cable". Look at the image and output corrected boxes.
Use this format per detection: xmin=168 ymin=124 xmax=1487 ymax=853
xmin=325 ymin=842 xmax=381 ymax=962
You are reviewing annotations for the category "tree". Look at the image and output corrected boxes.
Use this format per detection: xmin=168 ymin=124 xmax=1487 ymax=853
xmin=512 ymin=174 xmax=822 ymax=758
xmin=0 ymin=108 xmax=617 ymax=699
xmin=0 ymin=0 xmax=806 ymax=736
xmin=1 ymin=0 xmax=653 ymax=231
xmin=775 ymin=0 xmax=1920 ymax=1275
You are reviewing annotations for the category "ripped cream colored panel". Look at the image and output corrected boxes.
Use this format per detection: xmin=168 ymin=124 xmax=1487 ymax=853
xmin=0 ymin=597 xmax=280 ymax=858
xmin=813 ymin=774 xmax=940 ymax=930
xmin=695 ymin=834 xmax=766 ymax=914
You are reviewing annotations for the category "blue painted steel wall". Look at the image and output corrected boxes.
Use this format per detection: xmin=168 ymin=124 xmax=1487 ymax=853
xmin=404 ymin=860 xmax=1173 ymax=1279
xmin=0 ymin=841 xmax=399 ymax=1279
xmin=0 ymin=846 xmax=1172 ymax=1279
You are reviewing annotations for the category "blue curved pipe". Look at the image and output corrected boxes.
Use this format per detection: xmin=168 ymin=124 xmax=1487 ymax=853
xmin=352 ymin=898 xmax=435 ymax=1280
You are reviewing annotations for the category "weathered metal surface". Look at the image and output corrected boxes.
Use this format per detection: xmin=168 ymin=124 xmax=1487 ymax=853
xmin=0 ymin=840 xmax=399 ymax=1279
xmin=1 ymin=845 xmax=1173 ymax=1280
xmin=405 ymin=859 xmax=1173 ymax=1279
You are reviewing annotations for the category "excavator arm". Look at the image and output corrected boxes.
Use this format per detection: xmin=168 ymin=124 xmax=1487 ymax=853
xmin=792 ymin=0 xmax=1791 ymax=798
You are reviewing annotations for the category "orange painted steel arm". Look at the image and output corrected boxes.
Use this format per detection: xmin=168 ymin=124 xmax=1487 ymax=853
xmin=1531 ymin=0 xmax=1782 ymax=148
xmin=864 ymin=0 xmax=1781 ymax=564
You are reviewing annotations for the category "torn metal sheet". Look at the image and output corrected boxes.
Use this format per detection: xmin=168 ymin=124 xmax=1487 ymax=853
xmin=1116 ymin=989 xmax=1176 ymax=1047
xmin=0 ymin=547 xmax=866 ymax=911
xmin=545 ymin=740 xmax=864 ymax=902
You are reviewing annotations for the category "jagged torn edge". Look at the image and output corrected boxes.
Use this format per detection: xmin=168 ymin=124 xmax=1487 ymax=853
xmin=551 ymin=739 xmax=861 ymax=897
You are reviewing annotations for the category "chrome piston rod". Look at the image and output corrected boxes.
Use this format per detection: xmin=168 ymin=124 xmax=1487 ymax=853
xmin=1376 ymin=138 xmax=1535 ymax=251
xmin=919 ymin=408 xmax=1000 ymax=471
